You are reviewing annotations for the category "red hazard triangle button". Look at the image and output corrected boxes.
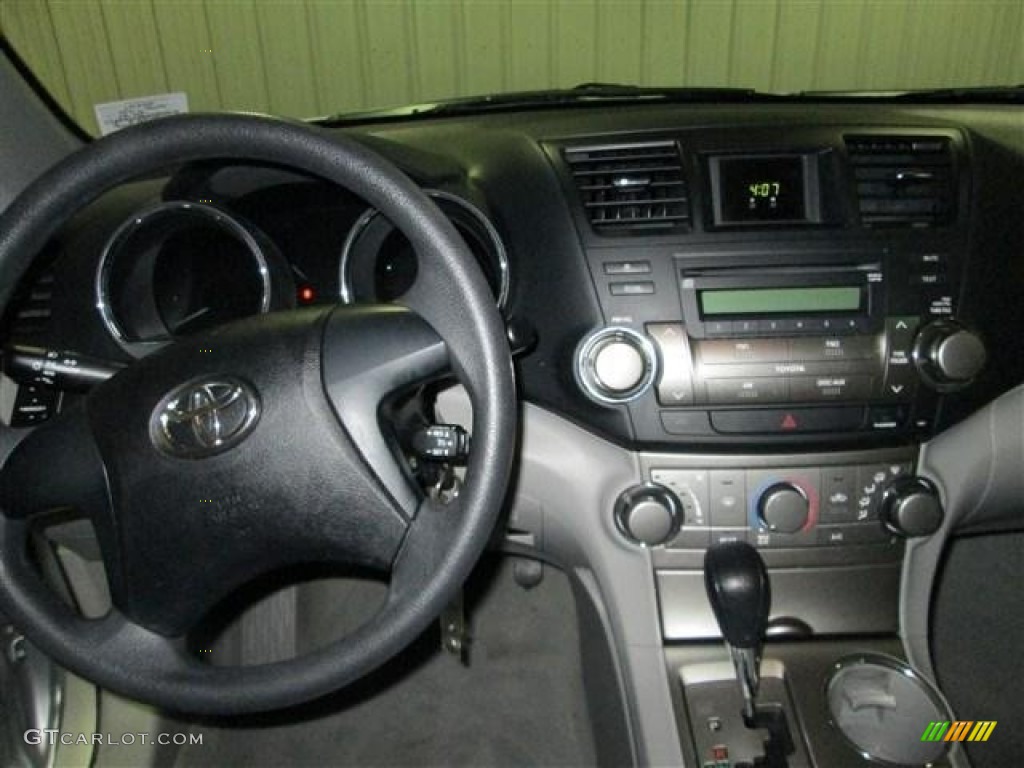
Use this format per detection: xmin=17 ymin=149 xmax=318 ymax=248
xmin=780 ymin=413 xmax=799 ymax=430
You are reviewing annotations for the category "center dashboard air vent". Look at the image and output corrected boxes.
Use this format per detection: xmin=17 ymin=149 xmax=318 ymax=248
xmin=564 ymin=141 xmax=690 ymax=234
xmin=845 ymin=135 xmax=955 ymax=228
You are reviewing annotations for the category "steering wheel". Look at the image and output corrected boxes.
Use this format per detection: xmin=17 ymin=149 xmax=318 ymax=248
xmin=0 ymin=114 xmax=516 ymax=714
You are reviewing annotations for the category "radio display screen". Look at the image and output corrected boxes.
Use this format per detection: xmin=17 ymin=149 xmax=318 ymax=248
xmin=712 ymin=155 xmax=810 ymax=224
xmin=700 ymin=286 xmax=863 ymax=316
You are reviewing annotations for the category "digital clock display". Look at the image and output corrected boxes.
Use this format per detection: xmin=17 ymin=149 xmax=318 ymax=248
xmin=713 ymin=155 xmax=809 ymax=224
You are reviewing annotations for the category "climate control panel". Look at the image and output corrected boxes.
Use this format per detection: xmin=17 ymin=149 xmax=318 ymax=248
xmin=645 ymin=459 xmax=916 ymax=551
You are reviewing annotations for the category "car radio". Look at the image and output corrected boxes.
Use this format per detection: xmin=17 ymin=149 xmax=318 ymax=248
xmin=665 ymin=262 xmax=897 ymax=409
xmin=576 ymin=250 xmax=985 ymax=444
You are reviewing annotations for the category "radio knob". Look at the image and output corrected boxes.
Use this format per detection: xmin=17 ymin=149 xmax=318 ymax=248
xmin=576 ymin=327 xmax=656 ymax=405
xmin=913 ymin=321 xmax=986 ymax=391
xmin=758 ymin=483 xmax=809 ymax=534
xmin=880 ymin=477 xmax=943 ymax=537
xmin=614 ymin=484 xmax=681 ymax=547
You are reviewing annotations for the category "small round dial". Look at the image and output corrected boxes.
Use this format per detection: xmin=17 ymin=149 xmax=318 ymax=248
xmin=913 ymin=321 xmax=986 ymax=391
xmin=614 ymin=484 xmax=681 ymax=547
xmin=757 ymin=483 xmax=809 ymax=534
xmin=880 ymin=477 xmax=944 ymax=537
xmin=576 ymin=327 xmax=656 ymax=405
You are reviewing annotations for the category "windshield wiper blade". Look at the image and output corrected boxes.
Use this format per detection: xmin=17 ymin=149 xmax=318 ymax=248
xmin=797 ymin=85 xmax=1024 ymax=103
xmin=569 ymin=82 xmax=762 ymax=99
xmin=423 ymin=83 xmax=777 ymax=115
xmin=319 ymin=83 xmax=782 ymax=124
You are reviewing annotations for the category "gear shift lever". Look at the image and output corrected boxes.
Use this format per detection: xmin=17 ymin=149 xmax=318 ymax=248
xmin=704 ymin=541 xmax=771 ymax=723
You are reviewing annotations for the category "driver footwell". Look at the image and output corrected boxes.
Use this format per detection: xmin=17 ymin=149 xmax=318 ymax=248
xmin=154 ymin=555 xmax=598 ymax=768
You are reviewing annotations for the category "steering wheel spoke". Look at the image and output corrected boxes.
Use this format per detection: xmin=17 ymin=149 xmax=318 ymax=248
xmin=0 ymin=406 xmax=110 ymax=522
xmin=322 ymin=305 xmax=449 ymax=519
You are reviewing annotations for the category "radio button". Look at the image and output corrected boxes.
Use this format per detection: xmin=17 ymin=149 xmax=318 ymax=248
xmin=757 ymin=319 xmax=787 ymax=335
xmin=791 ymin=375 xmax=873 ymax=402
xmin=883 ymin=366 xmax=917 ymax=400
xmin=883 ymin=316 xmax=920 ymax=400
xmin=660 ymin=411 xmax=712 ymax=435
xmin=869 ymin=405 xmax=908 ymax=431
xmin=609 ymin=281 xmax=655 ymax=296
xmin=734 ymin=319 xmax=758 ymax=335
xmin=710 ymin=406 xmax=865 ymax=434
xmin=648 ymin=323 xmax=695 ymax=406
xmin=705 ymin=320 xmax=733 ymax=336
xmin=699 ymin=338 xmax=788 ymax=364
xmin=886 ymin=316 xmax=919 ymax=350
xmin=659 ymin=386 xmax=694 ymax=406
xmin=603 ymin=260 xmax=651 ymax=275
xmin=707 ymin=378 xmax=788 ymax=404
xmin=791 ymin=336 xmax=878 ymax=361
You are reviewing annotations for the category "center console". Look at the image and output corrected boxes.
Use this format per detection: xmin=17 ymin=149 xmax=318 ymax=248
xmin=553 ymin=127 xmax=978 ymax=767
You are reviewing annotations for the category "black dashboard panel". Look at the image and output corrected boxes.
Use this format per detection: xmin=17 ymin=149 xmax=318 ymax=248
xmin=3 ymin=103 xmax=1023 ymax=453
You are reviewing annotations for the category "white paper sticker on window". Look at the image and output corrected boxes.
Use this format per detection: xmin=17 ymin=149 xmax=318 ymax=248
xmin=94 ymin=93 xmax=189 ymax=135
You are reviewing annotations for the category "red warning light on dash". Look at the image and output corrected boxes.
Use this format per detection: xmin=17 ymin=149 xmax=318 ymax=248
xmin=298 ymin=286 xmax=316 ymax=304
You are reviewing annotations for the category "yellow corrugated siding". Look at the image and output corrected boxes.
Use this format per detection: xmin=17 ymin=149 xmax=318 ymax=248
xmin=3 ymin=0 xmax=1023 ymax=135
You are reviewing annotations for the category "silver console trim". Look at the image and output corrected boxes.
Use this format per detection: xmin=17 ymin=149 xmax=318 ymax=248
xmin=641 ymin=445 xmax=918 ymax=470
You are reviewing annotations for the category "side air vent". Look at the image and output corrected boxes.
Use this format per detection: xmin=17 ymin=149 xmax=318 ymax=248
xmin=564 ymin=142 xmax=690 ymax=233
xmin=846 ymin=136 xmax=954 ymax=228
xmin=7 ymin=269 xmax=55 ymax=339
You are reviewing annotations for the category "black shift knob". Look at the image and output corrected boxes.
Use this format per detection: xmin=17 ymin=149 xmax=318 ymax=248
xmin=704 ymin=541 xmax=771 ymax=649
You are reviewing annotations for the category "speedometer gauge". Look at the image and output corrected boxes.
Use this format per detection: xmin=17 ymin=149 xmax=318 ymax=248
xmin=96 ymin=202 xmax=283 ymax=356
xmin=339 ymin=191 xmax=510 ymax=309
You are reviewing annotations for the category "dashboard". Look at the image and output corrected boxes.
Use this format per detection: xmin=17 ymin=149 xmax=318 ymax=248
xmin=3 ymin=100 xmax=1024 ymax=767
xmin=7 ymin=105 xmax=1022 ymax=446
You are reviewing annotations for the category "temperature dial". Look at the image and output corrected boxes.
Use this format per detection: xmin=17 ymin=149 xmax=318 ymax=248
xmin=757 ymin=483 xmax=809 ymax=534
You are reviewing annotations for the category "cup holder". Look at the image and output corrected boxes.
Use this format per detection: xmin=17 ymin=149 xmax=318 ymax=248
xmin=826 ymin=653 xmax=953 ymax=766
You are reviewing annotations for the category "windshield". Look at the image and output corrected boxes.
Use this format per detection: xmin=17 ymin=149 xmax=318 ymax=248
xmin=1 ymin=0 xmax=1021 ymax=134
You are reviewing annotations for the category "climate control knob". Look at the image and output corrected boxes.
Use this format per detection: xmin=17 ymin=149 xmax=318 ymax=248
xmin=576 ymin=327 xmax=656 ymax=405
xmin=913 ymin=320 xmax=986 ymax=391
xmin=757 ymin=483 xmax=809 ymax=534
xmin=614 ymin=484 xmax=681 ymax=547
xmin=880 ymin=477 xmax=943 ymax=537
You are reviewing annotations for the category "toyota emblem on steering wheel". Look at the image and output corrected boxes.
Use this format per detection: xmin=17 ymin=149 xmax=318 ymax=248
xmin=151 ymin=377 xmax=261 ymax=458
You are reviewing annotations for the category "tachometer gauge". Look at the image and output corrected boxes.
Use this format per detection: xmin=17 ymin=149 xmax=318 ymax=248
xmin=96 ymin=201 xmax=287 ymax=356
xmin=339 ymin=191 xmax=509 ymax=309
